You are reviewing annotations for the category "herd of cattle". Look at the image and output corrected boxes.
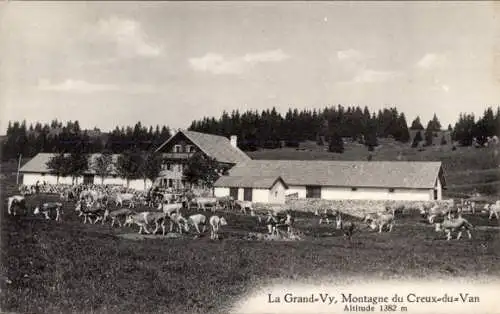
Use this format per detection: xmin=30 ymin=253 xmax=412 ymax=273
xmin=6 ymin=183 xmax=500 ymax=241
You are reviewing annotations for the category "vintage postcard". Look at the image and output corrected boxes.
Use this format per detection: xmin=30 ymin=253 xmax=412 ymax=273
xmin=1 ymin=1 xmax=499 ymax=314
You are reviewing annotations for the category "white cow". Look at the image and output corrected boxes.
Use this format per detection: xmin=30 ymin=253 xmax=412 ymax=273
xmin=103 ymin=208 xmax=134 ymax=227
xmin=488 ymin=203 xmax=500 ymax=220
xmin=209 ymin=215 xmax=227 ymax=240
xmin=369 ymin=213 xmax=394 ymax=233
xmin=115 ymin=193 xmax=136 ymax=208
xmin=435 ymin=216 xmax=473 ymax=240
xmin=234 ymin=200 xmax=253 ymax=214
xmin=158 ymin=202 xmax=183 ymax=217
xmin=192 ymin=197 xmax=218 ymax=211
xmin=7 ymin=195 xmax=26 ymax=216
xmin=34 ymin=202 xmax=63 ymax=221
xmin=124 ymin=212 xmax=153 ymax=234
xmin=169 ymin=212 xmax=188 ymax=234
xmin=184 ymin=214 xmax=208 ymax=234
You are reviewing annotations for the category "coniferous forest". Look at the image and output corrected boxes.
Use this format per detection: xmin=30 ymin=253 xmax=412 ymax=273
xmin=2 ymin=105 xmax=499 ymax=161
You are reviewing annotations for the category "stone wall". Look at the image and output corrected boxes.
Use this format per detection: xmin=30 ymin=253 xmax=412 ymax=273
xmin=253 ymin=198 xmax=453 ymax=218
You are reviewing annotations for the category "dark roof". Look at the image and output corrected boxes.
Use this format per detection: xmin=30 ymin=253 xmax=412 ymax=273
xmin=224 ymin=160 xmax=444 ymax=189
xmin=214 ymin=176 xmax=287 ymax=189
xmin=19 ymin=153 xmax=122 ymax=175
xmin=154 ymin=130 xmax=250 ymax=164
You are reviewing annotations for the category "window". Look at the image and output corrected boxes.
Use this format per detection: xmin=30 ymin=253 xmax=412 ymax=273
xmin=433 ymin=189 xmax=438 ymax=200
xmin=174 ymin=145 xmax=181 ymax=153
xmin=186 ymin=145 xmax=193 ymax=153
xmin=306 ymin=186 xmax=321 ymax=198
xmin=168 ymin=179 xmax=173 ymax=188
xmin=41 ymin=173 xmax=46 ymax=177
xmin=388 ymin=188 xmax=395 ymax=193
xmin=243 ymin=188 xmax=253 ymax=201
xmin=230 ymin=188 xmax=238 ymax=200
xmin=351 ymin=187 xmax=358 ymax=191
xmin=166 ymin=163 xmax=171 ymax=171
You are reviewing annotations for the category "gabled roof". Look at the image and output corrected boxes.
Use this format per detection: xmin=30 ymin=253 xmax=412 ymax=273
xmin=154 ymin=130 xmax=251 ymax=164
xmin=214 ymin=175 xmax=287 ymax=189
xmin=19 ymin=153 xmax=122 ymax=175
xmin=225 ymin=160 xmax=445 ymax=189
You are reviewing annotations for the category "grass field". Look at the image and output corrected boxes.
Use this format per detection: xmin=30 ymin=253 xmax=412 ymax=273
xmin=2 ymin=160 xmax=500 ymax=313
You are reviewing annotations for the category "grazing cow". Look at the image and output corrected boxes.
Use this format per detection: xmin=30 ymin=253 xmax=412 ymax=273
xmin=277 ymin=212 xmax=295 ymax=236
xmin=435 ymin=216 xmax=474 ymax=240
xmin=488 ymin=203 xmax=500 ymax=220
xmin=266 ymin=211 xmax=279 ymax=235
xmin=420 ymin=204 xmax=456 ymax=223
xmin=76 ymin=201 xmax=106 ymax=224
xmin=335 ymin=213 xmax=356 ymax=240
xmin=192 ymin=197 xmax=218 ymax=211
xmin=169 ymin=212 xmax=188 ymax=233
xmin=184 ymin=214 xmax=208 ymax=234
xmin=103 ymin=208 xmax=134 ymax=227
xmin=124 ymin=212 xmax=153 ymax=234
xmin=7 ymin=195 xmax=26 ymax=216
xmin=217 ymin=196 xmax=234 ymax=210
xmin=34 ymin=202 xmax=63 ymax=221
xmin=363 ymin=212 xmax=381 ymax=224
xmin=115 ymin=193 xmax=136 ymax=208
xmin=148 ymin=212 xmax=168 ymax=235
xmin=318 ymin=208 xmax=337 ymax=225
xmin=209 ymin=215 xmax=227 ymax=240
xmin=234 ymin=200 xmax=252 ymax=214
xmin=158 ymin=202 xmax=183 ymax=217
xmin=368 ymin=213 xmax=394 ymax=233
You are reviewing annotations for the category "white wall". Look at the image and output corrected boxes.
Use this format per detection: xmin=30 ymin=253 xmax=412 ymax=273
xmin=320 ymin=186 xmax=432 ymax=201
xmin=22 ymin=173 xmax=152 ymax=191
xmin=285 ymin=186 xmax=307 ymax=198
xmin=23 ymin=173 xmax=81 ymax=185
xmin=252 ymin=188 xmax=269 ymax=203
xmin=214 ymin=187 xmax=230 ymax=198
xmin=269 ymin=181 xmax=286 ymax=204
xmin=435 ymin=178 xmax=442 ymax=200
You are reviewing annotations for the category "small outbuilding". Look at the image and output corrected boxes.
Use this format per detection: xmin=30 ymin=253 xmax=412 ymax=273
xmin=214 ymin=175 xmax=288 ymax=204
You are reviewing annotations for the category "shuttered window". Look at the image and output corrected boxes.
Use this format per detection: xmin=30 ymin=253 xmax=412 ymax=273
xmin=306 ymin=186 xmax=321 ymax=198
xmin=243 ymin=188 xmax=253 ymax=201
xmin=230 ymin=188 xmax=238 ymax=200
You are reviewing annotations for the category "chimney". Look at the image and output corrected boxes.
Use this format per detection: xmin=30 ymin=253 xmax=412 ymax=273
xmin=230 ymin=135 xmax=238 ymax=148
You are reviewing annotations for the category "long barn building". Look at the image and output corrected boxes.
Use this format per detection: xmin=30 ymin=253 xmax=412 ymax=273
xmin=214 ymin=160 xmax=446 ymax=203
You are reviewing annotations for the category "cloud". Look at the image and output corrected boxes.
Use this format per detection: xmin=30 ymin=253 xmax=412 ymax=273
xmin=85 ymin=16 xmax=161 ymax=58
xmin=352 ymin=69 xmax=401 ymax=83
xmin=416 ymin=53 xmax=447 ymax=69
xmin=189 ymin=49 xmax=289 ymax=75
xmin=37 ymin=79 xmax=156 ymax=94
xmin=336 ymin=49 xmax=365 ymax=62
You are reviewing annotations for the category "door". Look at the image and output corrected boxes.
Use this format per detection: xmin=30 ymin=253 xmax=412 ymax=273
xmin=243 ymin=188 xmax=252 ymax=201
xmin=83 ymin=175 xmax=94 ymax=185
xmin=230 ymin=188 xmax=238 ymax=200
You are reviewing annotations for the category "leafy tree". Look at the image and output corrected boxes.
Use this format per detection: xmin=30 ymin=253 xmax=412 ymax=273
xmin=140 ymin=152 xmax=163 ymax=189
xmin=94 ymin=150 xmax=113 ymax=184
xmin=183 ymin=153 xmax=221 ymax=189
xmin=116 ymin=149 xmax=143 ymax=187
xmin=328 ymin=131 xmax=344 ymax=153
xmin=46 ymin=153 xmax=70 ymax=184
xmin=66 ymin=153 xmax=89 ymax=184
xmin=412 ymin=131 xmax=423 ymax=148
xmin=410 ymin=116 xmax=424 ymax=130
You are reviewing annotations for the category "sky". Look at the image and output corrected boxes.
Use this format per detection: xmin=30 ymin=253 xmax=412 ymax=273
xmin=1 ymin=1 xmax=499 ymax=134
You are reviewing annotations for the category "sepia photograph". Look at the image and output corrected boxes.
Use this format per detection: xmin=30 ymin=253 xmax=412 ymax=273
xmin=1 ymin=1 xmax=499 ymax=313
